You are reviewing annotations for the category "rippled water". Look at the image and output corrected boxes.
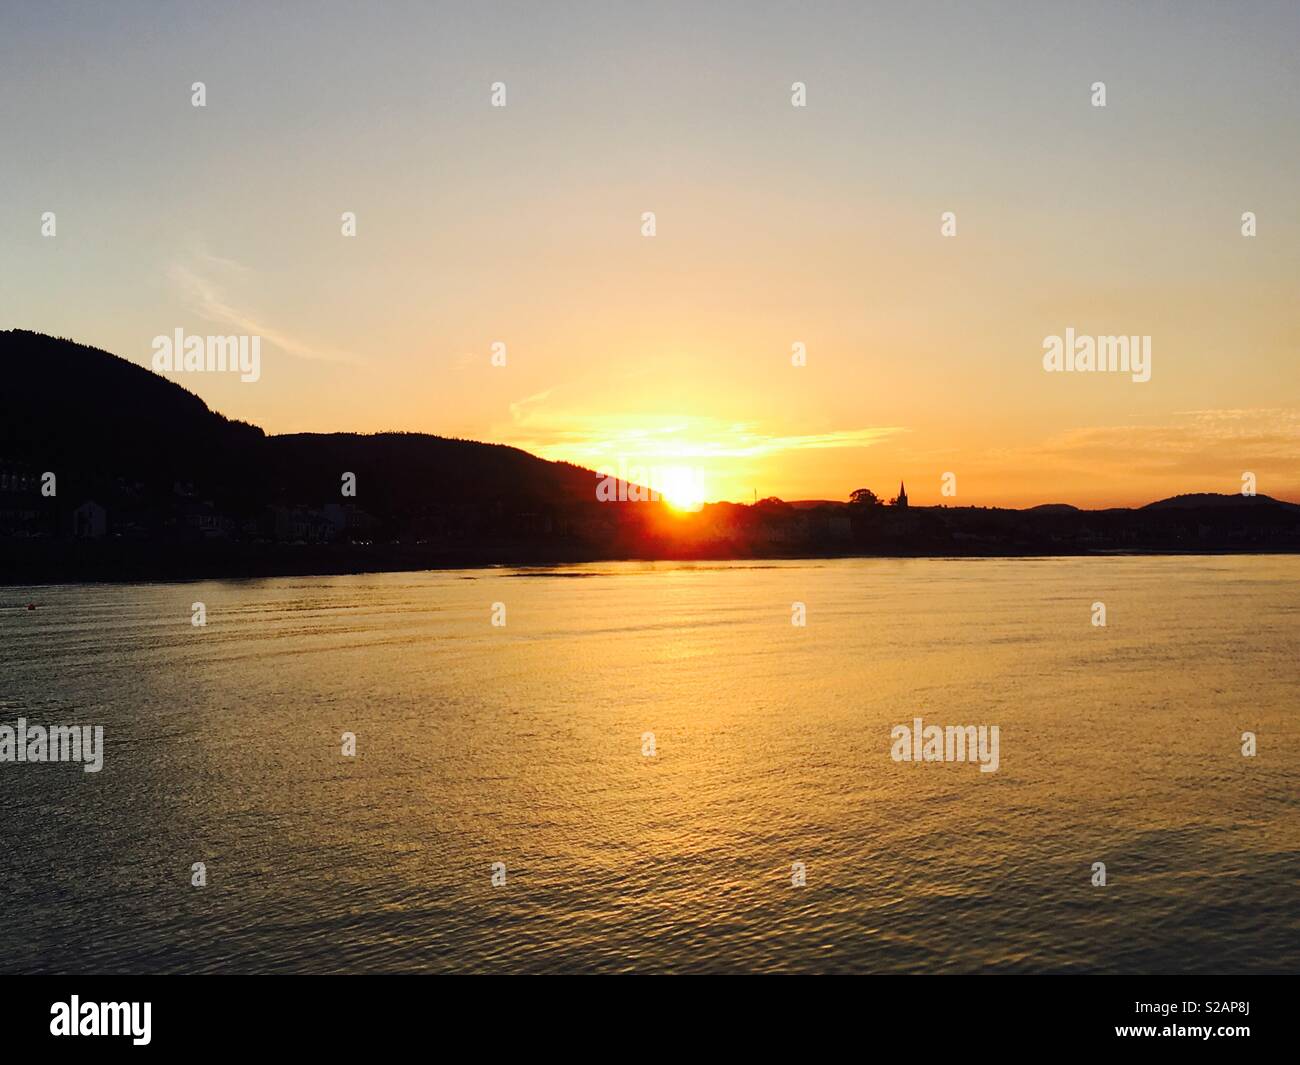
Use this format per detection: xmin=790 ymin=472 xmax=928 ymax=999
xmin=1 ymin=557 xmax=1296 ymax=973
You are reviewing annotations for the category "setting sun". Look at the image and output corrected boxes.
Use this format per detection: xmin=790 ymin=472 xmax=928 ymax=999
xmin=656 ymin=465 xmax=707 ymax=511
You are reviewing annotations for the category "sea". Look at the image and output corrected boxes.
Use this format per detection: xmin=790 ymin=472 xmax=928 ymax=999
xmin=1 ymin=556 xmax=1296 ymax=973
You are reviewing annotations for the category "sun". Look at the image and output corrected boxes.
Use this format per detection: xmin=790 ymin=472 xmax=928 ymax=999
xmin=656 ymin=466 xmax=706 ymax=512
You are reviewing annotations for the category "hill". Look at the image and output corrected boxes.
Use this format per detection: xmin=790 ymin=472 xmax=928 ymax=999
xmin=1143 ymin=492 xmax=1299 ymax=511
xmin=0 ymin=329 xmax=602 ymax=516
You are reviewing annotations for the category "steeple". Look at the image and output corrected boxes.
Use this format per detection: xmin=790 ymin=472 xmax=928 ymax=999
xmin=897 ymin=480 xmax=908 ymax=508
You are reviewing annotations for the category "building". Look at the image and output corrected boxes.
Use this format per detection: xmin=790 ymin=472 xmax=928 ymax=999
xmin=270 ymin=505 xmax=333 ymax=543
xmin=322 ymin=502 xmax=380 ymax=541
xmin=72 ymin=501 xmax=108 ymax=539
xmin=896 ymin=481 xmax=908 ymax=508
xmin=178 ymin=500 xmax=235 ymax=539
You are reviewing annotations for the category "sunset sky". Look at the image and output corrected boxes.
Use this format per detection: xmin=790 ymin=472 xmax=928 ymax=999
xmin=3 ymin=1 xmax=1297 ymax=507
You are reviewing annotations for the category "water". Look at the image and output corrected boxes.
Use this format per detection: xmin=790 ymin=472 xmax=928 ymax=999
xmin=1 ymin=556 xmax=1296 ymax=973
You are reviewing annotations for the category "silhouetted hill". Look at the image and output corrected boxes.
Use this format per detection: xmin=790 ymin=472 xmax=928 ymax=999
xmin=265 ymin=433 xmax=596 ymax=511
xmin=0 ymin=329 xmax=263 ymax=502
xmin=1143 ymin=492 xmax=1299 ymax=511
xmin=0 ymin=330 xmax=602 ymax=517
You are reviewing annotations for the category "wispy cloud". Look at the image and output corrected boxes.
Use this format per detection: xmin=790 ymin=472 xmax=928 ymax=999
xmin=167 ymin=252 xmax=359 ymax=366
xmin=499 ymin=401 xmax=905 ymax=463
xmin=508 ymin=389 xmax=555 ymax=422
xmin=951 ymin=409 xmax=1300 ymax=493
xmin=1042 ymin=409 xmax=1300 ymax=468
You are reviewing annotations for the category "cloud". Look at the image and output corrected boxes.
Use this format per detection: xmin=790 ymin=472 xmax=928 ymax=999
xmin=957 ymin=409 xmax=1300 ymax=488
xmin=498 ymin=400 xmax=905 ymax=463
xmin=508 ymin=389 xmax=555 ymax=422
xmin=167 ymin=254 xmax=359 ymax=366
xmin=1044 ymin=409 xmax=1300 ymax=466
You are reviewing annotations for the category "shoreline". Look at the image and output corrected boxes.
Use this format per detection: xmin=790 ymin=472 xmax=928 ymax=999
xmin=4 ymin=540 xmax=1298 ymax=588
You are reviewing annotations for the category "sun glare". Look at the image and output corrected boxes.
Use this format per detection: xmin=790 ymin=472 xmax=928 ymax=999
xmin=657 ymin=466 xmax=706 ymax=511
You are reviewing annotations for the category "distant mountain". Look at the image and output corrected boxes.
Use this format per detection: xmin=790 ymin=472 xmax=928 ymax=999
xmin=1025 ymin=503 xmax=1080 ymax=513
xmin=1143 ymin=492 xmax=1299 ymax=511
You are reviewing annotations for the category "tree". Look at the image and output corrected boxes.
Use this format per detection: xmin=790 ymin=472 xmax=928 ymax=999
xmin=849 ymin=488 xmax=882 ymax=508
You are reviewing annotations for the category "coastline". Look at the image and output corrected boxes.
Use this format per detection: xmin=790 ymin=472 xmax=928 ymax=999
xmin=4 ymin=538 xmax=1299 ymax=587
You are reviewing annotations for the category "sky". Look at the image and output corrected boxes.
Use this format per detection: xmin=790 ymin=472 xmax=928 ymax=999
xmin=2 ymin=0 xmax=1297 ymax=507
